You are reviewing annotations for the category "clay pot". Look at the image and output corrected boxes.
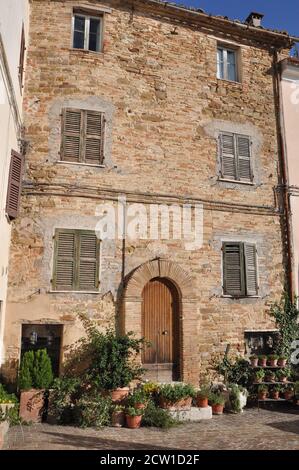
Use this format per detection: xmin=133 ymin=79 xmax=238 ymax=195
xmin=126 ymin=414 xmax=142 ymax=429
xmin=135 ymin=403 xmax=146 ymax=410
xmin=19 ymin=389 xmax=45 ymax=423
xmin=255 ymin=376 xmax=263 ymax=384
xmin=258 ymin=358 xmax=267 ymax=367
xmin=250 ymin=358 xmax=259 ymax=367
xmin=265 ymin=375 xmax=275 ymax=383
xmin=212 ymin=404 xmax=224 ymax=415
xmin=111 ymin=411 xmax=125 ymax=428
xmin=280 ymin=377 xmax=288 ymax=383
xmin=258 ymin=392 xmax=267 ymax=400
xmin=196 ymin=397 xmax=208 ymax=408
xmin=270 ymin=391 xmax=280 ymax=400
xmin=268 ymin=359 xmax=278 ymax=367
xmin=159 ymin=396 xmax=192 ymax=411
xmin=110 ymin=387 xmax=130 ymax=403
xmin=278 ymin=359 xmax=287 ymax=367
xmin=284 ymin=391 xmax=294 ymax=401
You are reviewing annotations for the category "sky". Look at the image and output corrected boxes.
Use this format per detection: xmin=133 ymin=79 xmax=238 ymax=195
xmin=172 ymin=0 xmax=299 ymax=38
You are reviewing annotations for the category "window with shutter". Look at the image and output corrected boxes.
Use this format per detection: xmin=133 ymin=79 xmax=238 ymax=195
xmin=219 ymin=133 xmax=252 ymax=182
xmin=53 ymin=229 xmax=100 ymax=291
xmin=61 ymin=109 xmax=105 ymax=164
xmin=6 ymin=150 xmax=24 ymax=220
xmin=223 ymin=242 xmax=258 ymax=297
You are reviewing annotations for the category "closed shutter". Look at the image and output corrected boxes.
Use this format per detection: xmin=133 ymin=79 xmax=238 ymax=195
xmin=6 ymin=150 xmax=24 ymax=220
xmin=61 ymin=109 xmax=82 ymax=162
xmin=78 ymin=232 xmax=99 ymax=290
xmin=237 ymin=135 xmax=252 ymax=181
xmin=223 ymin=242 xmax=245 ymax=296
xmin=244 ymin=243 xmax=258 ymax=296
xmin=53 ymin=231 xmax=76 ymax=290
xmin=84 ymin=111 xmax=104 ymax=164
xmin=220 ymin=133 xmax=237 ymax=180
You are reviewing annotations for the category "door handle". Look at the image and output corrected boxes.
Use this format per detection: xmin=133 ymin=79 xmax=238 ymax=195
xmin=162 ymin=330 xmax=168 ymax=336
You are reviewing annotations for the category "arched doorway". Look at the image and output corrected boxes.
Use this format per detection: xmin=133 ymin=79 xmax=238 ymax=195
xmin=142 ymin=277 xmax=180 ymax=382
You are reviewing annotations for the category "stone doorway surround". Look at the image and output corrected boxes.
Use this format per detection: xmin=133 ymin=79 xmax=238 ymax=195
xmin=122 ymin=259 xmax=199 ymax=385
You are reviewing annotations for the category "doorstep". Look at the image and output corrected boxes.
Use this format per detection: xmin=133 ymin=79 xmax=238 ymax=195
xmin=169 ymin=406 xmax=212 ymax=422
xmin=0 ymin=421 xmax=9 ymax=450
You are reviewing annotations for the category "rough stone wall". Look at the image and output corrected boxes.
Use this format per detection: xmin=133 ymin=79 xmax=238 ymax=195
xmin=3 ymin=0 xmax=289 ymax=384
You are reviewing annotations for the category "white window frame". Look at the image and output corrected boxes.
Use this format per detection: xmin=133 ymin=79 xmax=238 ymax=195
xmin=72 ymin=13 xmax=103 ymax=52
xmin=217 ymin=46 xmax=239 ymax=82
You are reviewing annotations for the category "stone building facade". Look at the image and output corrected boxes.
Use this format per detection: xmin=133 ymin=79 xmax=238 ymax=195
xmin=2 ymin=0 xmax=296 ymax=385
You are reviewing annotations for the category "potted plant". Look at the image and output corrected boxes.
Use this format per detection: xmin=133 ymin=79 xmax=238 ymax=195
xmin=111 ymin=405 xmax=125 ymax=428
xmin=249 ymin=355 xmax=258 ymax=367
xmin=125 ymin=407 xmax=143 ymax=429
xmin=258 ymin=355 xmax=267 ymax=367
xmin=254 ymin=369 xmax=265 ymax=383
xmin=0 ymin=384 xmax=18 ymax=416
xmin=276 ymin=368 xmax=291 ymax=383
xmin=284 ymin=385 xmax=294 ymax=401
xmin=270 ymin=385 xmax=281 ymax=400
xmin=158 ymin=384 xmax=195 ymax=411
xmin=127 ymin=389 xmax=148 ymax=410
xmin=278 ymin=356 xmax=287 ymax=367
xmin=195 ymin=385 xmax=210 ymax=408
xmin=18 ymin=349 xmax=53 ymax=423
xmin=258 ymin=385 xmax=268 ymax=400
xmin=265 ymin=371 xmax=276 ymax=383
xmin=267 ymin=354 xmax=279 ymax=367
xmin=209 ymin=392 xmax=225 ymax=415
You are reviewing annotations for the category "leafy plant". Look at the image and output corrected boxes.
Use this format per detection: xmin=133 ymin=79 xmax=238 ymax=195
xmin=142 ymin=400 xmax=180 ymax=428
xmin=75 ymin=393 xmax=112 ymax=428
xmin=18 ymin=349 xmax=53 ymax=390
xmin=258 ymin=384 xmax=268 ymax=393
xmin=125 ymin=406 xmax=143 ymax=417
xmin=127 ymin=389 xmax=147 ymax=407
xmin=228 ymin=384 xmax=246 ymax=413
xmin=158 ymin=384 xmax=195 ymax=402
xmin=272 ymin=385 xmax=281 ymax=392
xmin=197 ymin=385 xmax=210 ymax=400
xmin=249 ymin=355 xmax=258 ymax=360
xmin=48 ymin=377 xmax=81 ymax=425
xmin=209 ymin=391 xmax=225 ymax=406
xmin=258 ymin=355 xmax=267 ymax=360
xmin=277 ymin=368 xmax=291 ymax=380
xmin=0 ymin=384 xmax=18 ymax=404
xmin=141 ymin=382 xmax=160 ymax=397
xmin=268 ymin=355 xmax=278 ymax=361
xmin=270 ymin=293 xmax=299 ymax=357
xmin=254 ymin=369 xmax=265 ymax=381
xmin=215 ymin=355 xmax=251 ymax=387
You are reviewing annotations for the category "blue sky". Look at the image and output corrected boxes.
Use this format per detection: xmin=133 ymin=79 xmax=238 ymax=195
xmin=173 ymin=1 xmax=299 ymax=37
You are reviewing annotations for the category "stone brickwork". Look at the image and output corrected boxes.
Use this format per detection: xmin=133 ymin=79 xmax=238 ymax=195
xmin=2 ymin=0 xmax=292 ymax=385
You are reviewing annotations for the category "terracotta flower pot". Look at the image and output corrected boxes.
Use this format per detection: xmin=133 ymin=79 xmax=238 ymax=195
xmin=19 ymin=389 xmax=45 ymax=423
xmin=110 ymin=387 xmax=130 ymax=403
xmin=255 ymin=376 xmax=263 ymax=384
xmin=111 ymin=411 xmax=125 ymax=428
xmin=280 ymin=377 xmax=287 ymax=383
xmin=265 ymin=375 xmax=275 ymax=383
xmin=258 ymin=392 xmax=267 ymax=400
xmin=258 ymin=358 xmax=267 ymax=367
xmin=250 ymin=358 xmax=258 ymax=367
xmin=278 ymin=359 xmax=287 ymax=367
xmin=196 ymin=397 xmax=208 ymax=408
xmin=212 ymin=404 xmax=224 ymax=415
xmin=270 ymin=391 xmax=280 ymax=400
xmin=268 ymin=359 xmax=278 ymax=367
xmin=135 ymin=403 xmax=146 ymax=410
xmin=126 ymin=414 xmax=142 ymax=429
xmin=159 ymin=396 xmax=192 ymax=411
xmin=284 ymin=391 xmax=294 ymax=401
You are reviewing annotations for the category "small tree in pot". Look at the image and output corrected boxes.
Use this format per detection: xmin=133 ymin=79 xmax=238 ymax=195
xmin=18 ymin=349 xmax=53 ymax=423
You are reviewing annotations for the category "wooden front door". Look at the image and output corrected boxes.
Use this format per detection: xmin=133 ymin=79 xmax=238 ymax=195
xmin=142 ymin=278 xmax=180 ymax=381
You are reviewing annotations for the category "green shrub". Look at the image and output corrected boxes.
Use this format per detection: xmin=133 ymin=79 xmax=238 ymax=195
xmin=142 ymin=401 xmax=180 ymax=428
xmin=196 ymin=385 xmax=210 ymax=400
xmin=75 ymin=393 xmax=112 ymax=428
xmin=209 ymin=392 xmax=225 ymax=406
xmin=158 ymin=383 xmax=195 ymax=403
xmin=18 ymin=350 xmax=35 ymax=390
xmin=215 ymin=356 xmax=251 ymax=387
xmin=0 ymin=384 xmax=18 ymax=404
xmin=48 ymin=377 xmax=81 ymax=425
xmin=125 ymin=406 xmax=144 ymax=417
xmin=19 ymin=349 xmax=53 ymax=390
xmin=127 ymin=389 xmax=147 ymax=407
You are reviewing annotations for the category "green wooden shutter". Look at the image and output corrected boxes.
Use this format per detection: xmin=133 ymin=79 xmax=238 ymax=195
xmin=223 ymin=242 xmax=245 ymax=296
xmin=53 ymin=230 xmax=76 ymax=290
xmin=78 ymin=232 xmax=99 ymax=290
xmin=237 ymin=135 xmax=252 ymax=181
xmin=219 ymin=133 xmax=237 ymax=180
xmin=61 ymin=109 xmax=82 ymax=162
xmin=6 ymin=150 xmax=24 ymax=220
xmin=84 ymin=111 xmax=104 ymax=164
xmin=244 ymin=243 xmax=258 ymax=296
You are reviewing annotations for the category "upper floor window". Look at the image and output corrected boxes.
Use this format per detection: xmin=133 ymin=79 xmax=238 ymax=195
xmin=217 ymin=46 xmax=239 ymax=82
xmin=72 ymin=13 xmax=102 ymax=52
xmin=61 ymin=108 xmax=105 ymax=165
xmin=222 ymin=242 xmax=258 ymax=297
xmin=18 ymin=25 xmax=25 ymax=91
xmin=219 ymin=132 xmax=252 ymax=182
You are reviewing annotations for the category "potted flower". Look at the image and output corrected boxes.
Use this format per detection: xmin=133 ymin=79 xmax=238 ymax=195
xmin=111 ymin=405 xmax=125 ymax=428
xmin=276 ymin=368 xmax=291 ymax=383
xmin=278 ymin=356 xmax=287 ymax=367
xmin=0 ymin=384 xmax=18 ymax=416
xmin=18 ymin=349 xmax=53 ymax=423
xmin=258 ymin=385 xmax=268 ymax=400
xmin=258 ymin=355 xmax=267 ymax=367
xmin=209 ymin=392 xmax=225 ymax=415
xmin=127 ymin=389 xmax=148 ymax=410
xmin=158 ymin=384 xmax=195 ymax=411
xmin=284 ymin=385 xmax=294 ymax=401
xmin=125 ymin=407 xmax=143 ymax=429
xmin=270 ymin=385 xmax=281 ymax=400
xmin=265 ymin=371 xmax=276 ymax=383
xmin=195 ymin=385 xmax=210 ymax=408
xmin=254 ymin=369 xmax=265 ymax=384
xmin=267 ymin=355 xmax=279 ymax=367
xmin=249 ymin=355 xmax=258 ymax=367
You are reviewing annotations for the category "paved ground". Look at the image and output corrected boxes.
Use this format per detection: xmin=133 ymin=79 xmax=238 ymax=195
xmin=3 ymin=406 xmax=299 ymax=450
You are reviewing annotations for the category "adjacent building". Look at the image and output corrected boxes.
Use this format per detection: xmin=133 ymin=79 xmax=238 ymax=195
xmin=1 ymin=1 xmax=298 ymax=385
xmin=0 ymin=0 xmax=28 ymax=366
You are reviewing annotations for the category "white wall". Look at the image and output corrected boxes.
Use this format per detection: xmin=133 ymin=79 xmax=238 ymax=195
xmin=0 ymin=0 xmax=28 ymax=364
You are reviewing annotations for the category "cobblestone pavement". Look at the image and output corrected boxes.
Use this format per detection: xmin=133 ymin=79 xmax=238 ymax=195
xmin=3 ymin=407 xmax=299 ymax=450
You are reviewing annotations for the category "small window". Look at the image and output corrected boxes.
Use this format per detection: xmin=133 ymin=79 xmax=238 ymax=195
xmin=18 ymin=25 xmax=25 ymax=90
xmin=72 ymin=13 xmax=102 ymax=52
xmin=222 ymin=242 xmax=258 ymax=297
xmin=61 ymin=108 xmax=105 ymax=164
xmin=52 ymin=229 xmax=100 ymax=291
xmin=219 ymin=133 xmax=252 ymax=182
xmin=217 ymin=46 xmax=239 ymax=82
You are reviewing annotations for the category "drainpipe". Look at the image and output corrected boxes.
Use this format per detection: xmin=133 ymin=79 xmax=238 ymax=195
xmin=273 ymin=49 xmax=294 ymax=301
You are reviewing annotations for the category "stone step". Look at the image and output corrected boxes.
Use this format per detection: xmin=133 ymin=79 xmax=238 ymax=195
xmin=169 ymin=406 xmax=212 ymax=422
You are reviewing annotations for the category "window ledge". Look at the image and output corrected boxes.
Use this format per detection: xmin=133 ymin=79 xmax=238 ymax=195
xmin=57 ymin=161 xmax=106 ymax=169
xmin=221 ymin=295 xmax=261 ymax=299
xmin=69 ymin=48 xmax=104 ymax=57
xmin=48 ymin=290 xmax=100 ymax=294
xmin=217 ymin=78 xmax=242 ymax=86
xmin=218 ymin=178 xmax=254 ymax=186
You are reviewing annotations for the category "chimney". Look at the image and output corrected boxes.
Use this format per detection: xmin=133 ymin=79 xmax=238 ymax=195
xmin=245 ymin=12 xmax=264 ymax=28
